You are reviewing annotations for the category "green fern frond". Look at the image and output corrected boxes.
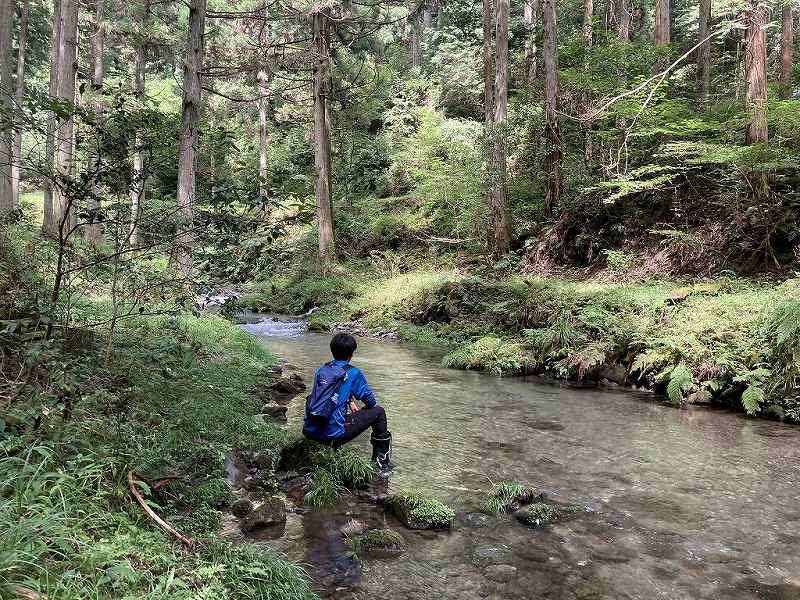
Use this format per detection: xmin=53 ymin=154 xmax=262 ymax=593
xmin=666 ymin=363 xmax=693 ymax=406
xmin=741 ymin=385 xmax=765 ymax=416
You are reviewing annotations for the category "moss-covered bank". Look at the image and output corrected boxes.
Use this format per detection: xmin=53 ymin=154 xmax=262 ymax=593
xmin=1 ymin=312 xmax=317 ymax=599
xmin=235 ymin=270 xmax=800 ymax=421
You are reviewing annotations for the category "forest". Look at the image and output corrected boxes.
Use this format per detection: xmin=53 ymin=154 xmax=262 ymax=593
xmin=1 ymin=0 xmax=800 ymax=597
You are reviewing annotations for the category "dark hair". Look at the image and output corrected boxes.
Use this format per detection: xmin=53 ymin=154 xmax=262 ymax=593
xmin=330 ymin=333 xmax=357 ymax=361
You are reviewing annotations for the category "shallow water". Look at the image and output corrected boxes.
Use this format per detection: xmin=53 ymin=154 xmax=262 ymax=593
xmin=246 ymin=320 xmax=800 ymax=600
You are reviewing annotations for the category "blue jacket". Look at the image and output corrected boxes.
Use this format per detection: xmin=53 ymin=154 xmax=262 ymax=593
xmin=302 ymin=360 xmax=377 ymax=440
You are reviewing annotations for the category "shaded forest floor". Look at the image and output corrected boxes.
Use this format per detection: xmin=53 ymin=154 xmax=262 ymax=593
xmin=235 ymin=266 xmax=800 ymax=421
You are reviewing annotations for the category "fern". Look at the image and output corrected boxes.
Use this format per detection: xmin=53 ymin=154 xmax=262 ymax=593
xmin=666 ymin=363 xmax=693 ymax=405
xmin=741 ymin=386 xmax=765 ymax=415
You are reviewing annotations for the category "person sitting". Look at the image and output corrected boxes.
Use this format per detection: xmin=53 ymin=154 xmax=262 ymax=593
xmin=302 ymin=333 xmax=394 ymax=473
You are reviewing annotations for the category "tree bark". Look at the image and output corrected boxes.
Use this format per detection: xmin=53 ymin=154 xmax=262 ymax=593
xmin=176 ymin=0 xmax=206 ymax=278
xmin=410 ymin=9 xmax=423 ymax=67
xmin=583 ymin=0 xmax=593 ymax=163
xmin=129 ymin=0 xmax=150 ymax=247
xmin=257 ymin=66 xmax=271 ymax=210
xmin=780 ymin=4 xmax=794 ymax=99
xmin=523 ymin=0 xmax=537 ymax=83
xmin=11 ymin=0 xmax=29 ymax=208
xmin=52 ymin=0 xmax=79 ymax=236
xmin=312 ymin=8 xmax=335 ymax=269
xmin=43 ymin=0 xmax=62 ymax=233
xmin=543 ymin=0 xmax=561 ymax=214
xmin=0 ymin=0 xmax=13 ymax=212
xmin=744 ymin=0 xmax=769 ymax=208
xmin=617 ymin=0 xmax=631 ymax=41
xmin=696 ymin=0 xmax=711 ymax=107
xmin=654 ymin=0 xmax=670 ymax=46
xmin=483 ymin=0 xmax=493 ymax=122
xmin=745 ymin=1 xmax=768 ymax=145
xmin=86 ymin=0 xmax=105 ymax=245
xmin=490 ymin=0 xmax=510 ymax=257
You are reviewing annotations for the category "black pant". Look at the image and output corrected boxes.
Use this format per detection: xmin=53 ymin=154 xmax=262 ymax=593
xmin=332 ymin=405 xmax=388 ymax=447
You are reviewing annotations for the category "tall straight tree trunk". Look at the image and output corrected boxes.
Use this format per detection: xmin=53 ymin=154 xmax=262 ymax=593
xmin=543 ymin=0 xmax=561 ymax=213
xmin=523 ymin=0 xmax=537 ymax=83
xmin=11 ymin=0 xmax=30 ymax=208
xmin=86 ymin=0 xmax=105 ymax=244
xmin=43 ymin=0 xmax=62 ymax=233
xmin=410 ymin=10 xmax=423 ymax=67
xmin=0 ymin=0 xmax=13 ymax=212
xmin=483 ymin=0 xmax=493 ymax=122
xmin=129 ymin=0 xmax=150 ymax=247
xmin=257 ymin=66 xmax=271 ymax=210
xmin=583 ymin=0 xmax=593 ymax=163
xmin=744 ymin=0 xmax=769 ymax=208
xmin=617 ymin=0 xmax=631 ymax=41
xmin=490 ymin=0 xmax=510 ymax=257
xmin=52 ymin=0 xmax=79 ymax=237
xmin=312 ymin=8 xmax=335 ymax=269
xmin=176 ymin=0 xmax=206 ymax=278
xmin=780 ymin=4 xmax=795 ymax=98
xmin=654 ymin=0 xmax=670 ymax=45
xmin=696 ymin=0 xmax=711 ymax=107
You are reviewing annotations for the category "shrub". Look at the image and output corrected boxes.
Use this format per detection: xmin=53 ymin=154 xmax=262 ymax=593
xmin=442 ymin=336 xmax=529 ymax=375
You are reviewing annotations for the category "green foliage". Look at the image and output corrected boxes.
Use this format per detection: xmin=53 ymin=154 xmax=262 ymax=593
xmin=481 ymin=480 xmax=542 ymax=515
xmin=346 ymin=528 xmax=407 ymax=558
xmin=666 ymin=363 xmax=693 ymax=406
xmin=303 ymin=468 xmax=341 ymax=508
xmin=602 ymin=249 xmax=636 ymax=273
xmin=442 ymin=336 xmax=529 ymax=376
xmin=515 ymin=502 xmax=561 ymax=527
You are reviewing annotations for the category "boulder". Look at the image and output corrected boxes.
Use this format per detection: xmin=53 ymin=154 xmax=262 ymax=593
xmin=270 ymin=378 xmax=305 ymax=397
xmin=389 ymin=493 xmax=455 ymax=530
xmin=260 ymin=403 xmax=288 ymax=421
xmin=240 ymin=497 xmax=287 ymax=533
xmin=231 ymin=498 xmax=253 ymax=518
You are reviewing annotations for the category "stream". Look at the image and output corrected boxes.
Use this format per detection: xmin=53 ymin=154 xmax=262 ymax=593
xmin=242 ymin=318 xmax=800 ymax=600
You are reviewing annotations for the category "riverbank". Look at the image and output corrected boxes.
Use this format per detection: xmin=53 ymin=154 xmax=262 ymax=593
xmin=235 ymin=269 xmax=800 ymax=421
xmin=1 ymin=310 xmax=318 ymax=599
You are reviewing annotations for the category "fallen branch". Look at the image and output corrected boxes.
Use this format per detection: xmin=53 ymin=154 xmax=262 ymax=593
xmin=127 ymin=471 xmax=195 ymax=548
xmin=10 ymin=586 xmax=48 ymax=600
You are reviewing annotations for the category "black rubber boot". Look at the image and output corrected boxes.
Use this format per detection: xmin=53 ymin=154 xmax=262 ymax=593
xmin=370 ymin=431 xmax=395 ymax=476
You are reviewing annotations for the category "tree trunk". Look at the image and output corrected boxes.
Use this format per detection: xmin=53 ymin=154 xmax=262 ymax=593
xmin=52 ymin=0 xmax=79 ymax=237
xmin=11 ymin=0 xmax=29 ymax=208
xmin=176 ymin=0 xmax=206 ymax=278
xmin=312 ymin=8 xmax=335 ymax=269
xmin=43 ymin=0 xmax=62 ymax=233
xmin=583 ymin=0 xmax=593 ymax=163
xmin=744 ymin=0 xmax=769 ymax=207
xmin=483 ymin=0 xmax=493 ymax=122
xmin=258 ymin=66 xmax=271 ymax=211
xmin=780 ymin=4 xmax=794 ymax=99
xmin=523 ymin=0 xmax=537 ymax=83
xmin=617 ymin=0 xmax=631 ymax=41
xmin=745 ymin=1 xmax=768 ymax=145
xmin=696 ymin=0 xmax=711 ymax=107
xmin=490 ymin=0 xmax=510 ymax=257
xmin=86 ymin=0 xmax=105 ymax=244
xmin=129 ymin=0 xmax=150 ymax=247
xmin=0 ymin=0 xmax=13 ymax=212
xmin=543 ymin=0 xmax=561 ymax=213
xmin=410 ymin=10 xmax=422 ymax=67
xmin=654 ymin=0 xmax=670 ymax=45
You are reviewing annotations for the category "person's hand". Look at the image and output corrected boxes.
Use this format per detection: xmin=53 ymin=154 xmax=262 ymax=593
xmin=348 ymin=400 xmax=360 ymax=413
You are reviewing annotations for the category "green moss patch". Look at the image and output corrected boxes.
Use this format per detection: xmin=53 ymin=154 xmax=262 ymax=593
xmin=348 ymin=528 xmax=407 ymax=558
xmin=481 ymin=480 xmax=542 ymax=515
xmin=389 ymin=492 xmax=455 ymax=530
xmin=515 ymin=503 xmax=561 ymax=527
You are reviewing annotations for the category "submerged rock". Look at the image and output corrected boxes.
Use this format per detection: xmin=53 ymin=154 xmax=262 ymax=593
xmin=240 ymin=497 xmax=287 ymax=532
xmin=514 ymin=502 xmax=560 ymax=527
xmin=483 ymin=564 xmax=518 ymax=583
xmin=472 ymin=545 xmax=512 ymax=568
xmin=389 ymin=492 xmax=455 ymax=530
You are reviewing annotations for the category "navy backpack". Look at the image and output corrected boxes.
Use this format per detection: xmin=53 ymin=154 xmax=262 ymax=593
xmin=305 ymin=362 xmax=351 ymax=424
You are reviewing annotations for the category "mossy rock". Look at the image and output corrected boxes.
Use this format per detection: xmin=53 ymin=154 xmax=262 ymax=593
xmin=389 ymin=492 xmax=455 ymax=530
xmin=514 ymin=502 xmax=560 ymax=527
xmin=481 ymin=480 xmax=543 ymax=515
xmin=353 ymin=528 xmax=407 ymax=558
xmin=307 ymin=317 xmax=330 ymax=332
